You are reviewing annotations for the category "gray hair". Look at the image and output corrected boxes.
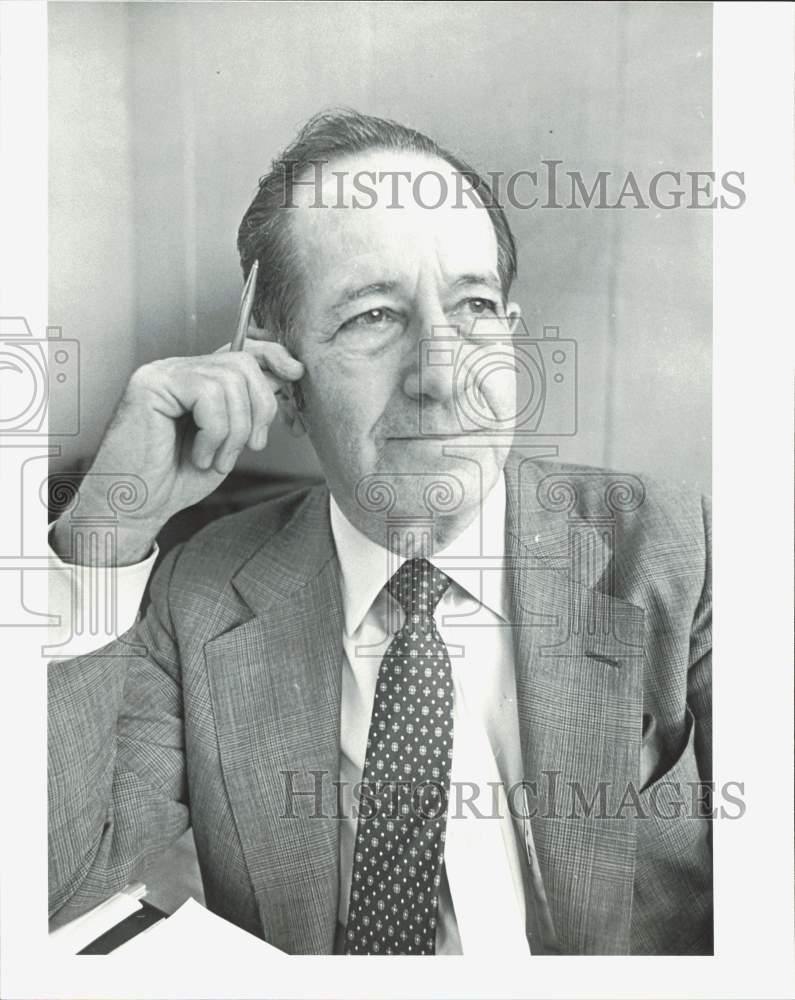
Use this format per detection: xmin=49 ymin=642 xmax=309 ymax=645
xmin=236 ymin=108 xmax=518 ymax=347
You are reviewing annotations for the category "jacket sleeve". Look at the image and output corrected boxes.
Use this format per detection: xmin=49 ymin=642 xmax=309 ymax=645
xmin=687 ymin=493 xmax=712 ymax=786
xmin=48 ymin=542 xmax=190 ymax=927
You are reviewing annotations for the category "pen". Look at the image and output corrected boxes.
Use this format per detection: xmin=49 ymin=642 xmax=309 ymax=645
xmin=229 ymin=259 xmax=259 ymax=352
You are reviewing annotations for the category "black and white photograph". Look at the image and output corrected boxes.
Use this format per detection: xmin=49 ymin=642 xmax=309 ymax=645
xmin=0 ymin=2 xmax=793 ymax=998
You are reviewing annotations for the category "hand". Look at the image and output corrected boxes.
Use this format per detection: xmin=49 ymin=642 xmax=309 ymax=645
xmin=52 ymin=338 xmax=304 ymax=564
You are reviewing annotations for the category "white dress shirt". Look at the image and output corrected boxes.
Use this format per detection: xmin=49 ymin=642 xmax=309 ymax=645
xmin=48 ymin=474 xmax=531 ymax=955
xmin=331 ymin=473 xmax=529 ymax=955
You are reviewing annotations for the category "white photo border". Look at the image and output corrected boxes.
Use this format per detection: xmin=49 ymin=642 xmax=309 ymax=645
xmin=0 ymin=1 xmax=792 ymax=997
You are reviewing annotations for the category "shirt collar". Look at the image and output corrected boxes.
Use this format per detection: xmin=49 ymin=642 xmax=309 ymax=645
xmin=330 ymin=473 xmax=508 ymax=636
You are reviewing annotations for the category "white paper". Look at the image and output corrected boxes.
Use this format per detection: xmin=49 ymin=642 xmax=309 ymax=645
xmin=49 ymin=883 xmax=146 ymax=956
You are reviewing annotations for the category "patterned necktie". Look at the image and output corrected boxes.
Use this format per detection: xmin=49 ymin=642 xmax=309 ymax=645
xmin=345 ymin=557 xmax=454 ymax=955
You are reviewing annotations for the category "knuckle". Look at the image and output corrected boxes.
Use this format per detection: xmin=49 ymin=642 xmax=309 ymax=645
xmin=223 ymin=366 xmax=249 ymax=394
xmin=127 ymin=361 xmax=158 ymax=393
xmin=199 ymin=415 xmax=227 ymax=443
xmin=238 ymin=350 xmax=261 ymax=373
xmin=202 ymin=424 xmax=226 ymax=444
xmin=229 ymin=416 xmax=250 ymax=440
xmin=202 ymin=379 xmax=225 ymax=404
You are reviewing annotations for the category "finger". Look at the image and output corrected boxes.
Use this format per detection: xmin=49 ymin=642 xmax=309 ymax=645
xmin=215 ymin=323 xmax=272 ymax=347
xmin=234 ymin=355 xmax=279 ymax=451
xmin=243 ymin=339 xmax=305 ymax=380
xmin=193 ymin=356 xmax=282 ymax=452
xmin=242 ymin=321 xmax=275 ymax=342
xmin=262 ymin=370 xmax=285 ymax=395
xmin=215 ymin=338 xmax=304 ymax=381
xmin=189 ymin=379 xmax=229 ymax=471
xmin=213 ymin=371 xmax=253 ymax=473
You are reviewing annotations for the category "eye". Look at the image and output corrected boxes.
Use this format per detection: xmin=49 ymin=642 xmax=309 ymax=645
xmin=340 ymin=307 xmax=397 ymax=331
xmin=453 ymin=297 xmax=498 ymax=316
xmin=466 ymin=297 xmax=498 ymax=314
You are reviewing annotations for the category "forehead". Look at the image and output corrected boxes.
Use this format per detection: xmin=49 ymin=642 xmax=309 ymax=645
xmin=289 ymin=150 xmax=499 ymax=295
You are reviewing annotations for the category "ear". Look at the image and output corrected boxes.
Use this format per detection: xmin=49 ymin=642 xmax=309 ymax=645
xmin=245 ymin=318 xmax=307 ymax=435
xmin=279 ymin=385 xmax=307 ymax=437
xmin=506 ymin=301 xmax=522 ymax=333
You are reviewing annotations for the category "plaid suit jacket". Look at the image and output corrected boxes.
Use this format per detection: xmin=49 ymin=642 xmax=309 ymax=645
xmin=48 ymin=456 xmax=712 ymax=954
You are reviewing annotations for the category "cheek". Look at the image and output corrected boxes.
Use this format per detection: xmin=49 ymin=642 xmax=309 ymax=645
xmin=480 ymin=366 xmax=518 ymax=421
xmin=301 ymin=352 xmax=396 ymax=446
xmin=460 ymin=344 xmax=519 ymax=423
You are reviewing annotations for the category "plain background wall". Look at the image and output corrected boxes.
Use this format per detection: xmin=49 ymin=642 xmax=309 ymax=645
xmin=49 ymin=1 xmax=712 ymax=493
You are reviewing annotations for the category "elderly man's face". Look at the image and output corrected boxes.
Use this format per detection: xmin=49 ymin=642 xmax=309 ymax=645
xmin=287 ymin=150 xmax=521 ymax=546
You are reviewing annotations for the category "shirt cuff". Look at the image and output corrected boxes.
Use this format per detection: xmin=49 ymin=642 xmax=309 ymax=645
xmin=47 ymin=520 xmax=160 ymax=659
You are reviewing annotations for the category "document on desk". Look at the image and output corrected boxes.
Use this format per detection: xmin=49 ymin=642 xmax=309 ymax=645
xmin=49 ymin=883 xmax=147 ymax=956
xmin=112 ymin=898 xmax=286 ymax=961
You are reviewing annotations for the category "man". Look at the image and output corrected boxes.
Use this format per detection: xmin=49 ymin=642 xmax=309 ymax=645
xmin=48 ymin=110 xmax=712 ymax=955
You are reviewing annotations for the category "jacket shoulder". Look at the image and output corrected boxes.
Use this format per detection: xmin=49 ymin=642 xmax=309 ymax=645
xmin=509 ymin=455 xmax=710 ymax=603
xmin=515 ymin=455 xmax=708 ymax=536
xmin=164 ymin=482 xmax=326 ymax=604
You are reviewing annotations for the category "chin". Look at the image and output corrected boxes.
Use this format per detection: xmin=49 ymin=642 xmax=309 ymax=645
xmin=361 ymin=448 xmax=499 ymax=522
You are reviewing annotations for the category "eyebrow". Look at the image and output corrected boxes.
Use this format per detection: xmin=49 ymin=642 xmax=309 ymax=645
xmin=329 ymin=281 xmax=400 ymax=318
xmin=327 ymin=271 xmax=504 ymax=319
xmin=450 ymin=272 xmax=503 ymax=296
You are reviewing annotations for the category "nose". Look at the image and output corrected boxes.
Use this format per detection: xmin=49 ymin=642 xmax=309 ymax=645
xmin=402 ymin=295 xmax=455 ymax=404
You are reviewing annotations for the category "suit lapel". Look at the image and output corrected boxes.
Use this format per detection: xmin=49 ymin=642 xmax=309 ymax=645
xmin=201 ymin=463 xmax=647 ymax=955
xmin=505 ymin=456 xmax=646 ymax=954
xmin=204 ymin=488 xmax=343 ymax=955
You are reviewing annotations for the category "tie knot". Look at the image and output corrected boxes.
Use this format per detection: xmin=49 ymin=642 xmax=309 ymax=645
xmin=386 ymin=558 xmax=451 ymax=621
